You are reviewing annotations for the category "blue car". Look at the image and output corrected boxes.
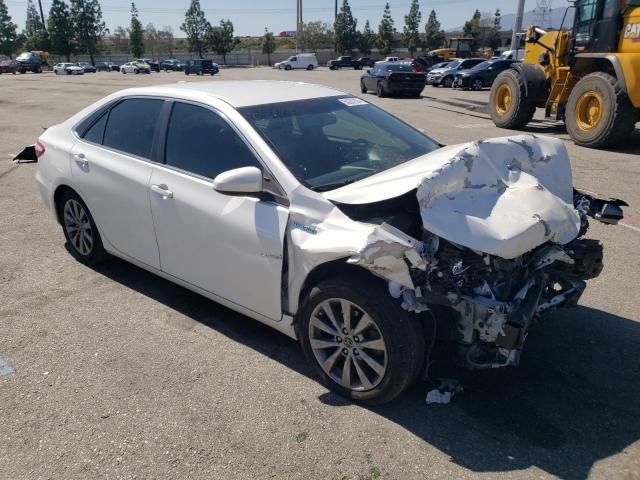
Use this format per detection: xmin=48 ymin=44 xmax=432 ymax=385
xmin=426 ymin=58 xmax=485 ymax=88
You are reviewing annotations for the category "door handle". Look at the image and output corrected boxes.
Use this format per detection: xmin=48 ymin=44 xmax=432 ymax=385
xmin=151 ymin=184 xmax=173 ymax=199
xmin=73 ymin=152 xmax=89 ymax=167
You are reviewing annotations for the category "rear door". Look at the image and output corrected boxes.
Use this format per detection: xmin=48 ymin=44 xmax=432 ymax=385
xmin=70 ymin=97 xmax=164 ymax=269
xmin=148 ymin=101 xmax=289 ymax=320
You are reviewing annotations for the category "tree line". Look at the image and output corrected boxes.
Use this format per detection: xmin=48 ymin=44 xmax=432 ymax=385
xmin=261 ymin=1 xmax=502 ymax=58
xmin=0 ymin=0 xmax=503 ymax=63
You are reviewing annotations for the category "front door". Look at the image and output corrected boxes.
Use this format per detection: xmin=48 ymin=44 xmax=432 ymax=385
xmin=149 ymin=101 xmax=288 ymax=320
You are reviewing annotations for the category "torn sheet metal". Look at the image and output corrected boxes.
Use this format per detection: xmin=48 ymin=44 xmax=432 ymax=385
xmin=325 ymin=134 xmax=581 ymax=259
xmin=12 ymin=145 xmax=38 ymax=163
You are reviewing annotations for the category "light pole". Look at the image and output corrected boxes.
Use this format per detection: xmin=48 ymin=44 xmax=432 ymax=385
xmin=510 ymin=0 xmax=526 ymax=50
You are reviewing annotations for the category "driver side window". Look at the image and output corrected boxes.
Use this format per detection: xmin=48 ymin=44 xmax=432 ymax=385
xmin=164 ymin=102 xmax=262 ymax=179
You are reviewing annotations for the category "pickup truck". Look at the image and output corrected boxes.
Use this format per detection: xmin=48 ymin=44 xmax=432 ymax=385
xmin=327 ymin=56 xmax=363 ymax=70
xmin=15 ymin=51 xmax=46 ymax=73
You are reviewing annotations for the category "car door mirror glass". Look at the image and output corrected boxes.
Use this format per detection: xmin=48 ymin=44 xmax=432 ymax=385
xmin=367 ymin=69 xmax=371 ymax=74
xmin=213 ymin=166 xmax=263 ymax=195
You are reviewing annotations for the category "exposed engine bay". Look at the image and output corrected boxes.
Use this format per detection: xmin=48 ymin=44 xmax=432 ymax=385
xmin=318 ymin=135 xmax=626 ymax=370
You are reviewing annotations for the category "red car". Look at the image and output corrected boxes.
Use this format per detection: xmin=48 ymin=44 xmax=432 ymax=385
xmin=0 ymin=59 xmax=17 ymax=74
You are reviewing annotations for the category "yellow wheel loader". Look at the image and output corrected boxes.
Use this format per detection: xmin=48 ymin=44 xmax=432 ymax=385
xmin=489 ymin=0 xmax=640 ymax=148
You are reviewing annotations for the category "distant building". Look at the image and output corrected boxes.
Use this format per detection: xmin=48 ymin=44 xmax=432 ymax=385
xmin=279 ymin=31 xmax=296 ymax=38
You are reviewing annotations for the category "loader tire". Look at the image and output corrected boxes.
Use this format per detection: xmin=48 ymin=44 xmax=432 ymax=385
xmin=490 ymin=69 xmax=537 ymax=129
xmin=565 ymin=72 xmax=637 ymax=148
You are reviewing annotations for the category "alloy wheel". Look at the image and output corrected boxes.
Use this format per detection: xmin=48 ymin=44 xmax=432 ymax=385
xmin=63 ymin=199 xmax=93 ymax=256
xmin=308 ymin=298 xmax=388 ymax=391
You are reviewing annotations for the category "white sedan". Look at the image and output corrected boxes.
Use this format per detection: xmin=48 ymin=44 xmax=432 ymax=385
xmin=54 ymin=63 xmax=84 ymax=75
xmin=32 ymin=81 xmax=623 ymax=404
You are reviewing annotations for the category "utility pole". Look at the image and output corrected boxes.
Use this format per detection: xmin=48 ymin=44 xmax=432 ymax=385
xmin=335 ymin=0 xmax=338 ymax=21
xmin=510 ymin=0 xmax=526 ymax=50
xmin=37 ymin=0 xmax=46 ymax=29
xmin=296 ymin=0 xmax=303 ymax=52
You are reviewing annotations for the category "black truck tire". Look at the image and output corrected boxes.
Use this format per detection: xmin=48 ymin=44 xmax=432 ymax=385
xmin=565 ymin=72 xmax=637 ymax=148
xmin=489 ymin=69 xmax=537 ymax=129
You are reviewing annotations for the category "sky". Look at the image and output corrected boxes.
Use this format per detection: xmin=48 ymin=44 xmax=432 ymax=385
xmin=5 ymin=0 xmax=521 ymax=37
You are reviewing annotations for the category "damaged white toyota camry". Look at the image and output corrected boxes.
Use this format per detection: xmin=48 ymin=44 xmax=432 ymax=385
xmin=33 ymin=81 xmax=625 ymax=404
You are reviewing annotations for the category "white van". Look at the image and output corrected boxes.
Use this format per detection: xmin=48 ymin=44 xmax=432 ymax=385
xmin=274 ymin=53 xmax=318 ymax=70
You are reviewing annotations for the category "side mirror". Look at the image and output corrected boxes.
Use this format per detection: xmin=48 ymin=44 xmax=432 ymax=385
xmin=366 ymin=69 xmax=372 ymax=74
xmin=213 ymin=166 xmax=263 ymax=195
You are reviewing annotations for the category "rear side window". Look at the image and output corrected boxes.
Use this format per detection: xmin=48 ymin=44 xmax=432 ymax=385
xmin=103 ymin=98 xmax=163 ymax=159
xmin=164 ymin=102 xmax=261 ymax=179
xmin=83 ymin=113 xmax=108 ymax=144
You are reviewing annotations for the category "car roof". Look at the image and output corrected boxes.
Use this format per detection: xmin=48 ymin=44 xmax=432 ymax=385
xmin=115 ymin=81 xmax=344 ymax=108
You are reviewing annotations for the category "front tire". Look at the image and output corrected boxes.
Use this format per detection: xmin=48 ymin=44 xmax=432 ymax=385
xmin=471 ymin=78 xmax=483 ymax=91
xmin=58 ymin=190 xmax=107 ymax=266
xmin=376 ymin=82 xmax=386 ymax=97
xmin=285 ymin=65 xmax=292 ymax=71
xmin=442 ymin=76 xmax=454 ymax=88
xmin=565 ymin=72 xmax=637 ymax=148
xmin=360 ymin=80 xmax=367 ymax=93
xmin=489 ymin=69 xmax=536 ymax=129
xmin=298 ymin=275 xmax=425 ymax=405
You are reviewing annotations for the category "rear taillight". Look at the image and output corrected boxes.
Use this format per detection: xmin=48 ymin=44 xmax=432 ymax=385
xmin=35 ymin=140 xmax=45 ymax=158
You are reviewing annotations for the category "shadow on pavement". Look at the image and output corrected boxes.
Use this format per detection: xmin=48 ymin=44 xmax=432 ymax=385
xmin=92 ymin=257 xmax=640 ymax=480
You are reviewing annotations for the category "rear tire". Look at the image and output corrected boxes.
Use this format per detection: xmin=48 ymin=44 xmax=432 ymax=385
xmin=58 ymin=190 xmax=107 ymax=266
xmin=307 ymin=64 xmax=314 ymax=70
xmin=489 ymin=69 xmax=537 ymax=129
xmin=565 ymin=72 xmax=637 ymax=148
xmin=298 ymin=275 xmax=425 ymax=405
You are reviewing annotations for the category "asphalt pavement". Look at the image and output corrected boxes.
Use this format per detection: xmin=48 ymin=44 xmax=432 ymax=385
xmin=1 ymin=67 xmax=639 ymax=479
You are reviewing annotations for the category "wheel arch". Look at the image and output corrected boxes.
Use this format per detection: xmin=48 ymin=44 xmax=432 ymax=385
xmin=294 ymin=260 xmax=385 ymax=319
xmin=572 ymin=54 xmax=639 ymax=107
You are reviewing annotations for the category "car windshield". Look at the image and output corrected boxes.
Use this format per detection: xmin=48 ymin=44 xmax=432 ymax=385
xmin=446 ymin=60 xmax=461 ymax=69
xmin=240 ymin=96 xmax=440 ymax=191
xmin=471 ymin=61 xmax=491 ymax=70
xmin=17 ymin=53 xmax=32 ymax=60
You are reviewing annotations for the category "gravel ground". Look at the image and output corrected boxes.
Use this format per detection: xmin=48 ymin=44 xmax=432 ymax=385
xmin=1 ymin=67 xmax=639 ymax=480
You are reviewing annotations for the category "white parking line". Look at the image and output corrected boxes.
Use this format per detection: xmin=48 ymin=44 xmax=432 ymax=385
xmin=620 ymin=222 xmax=640 ymax=233
xmin=455 ymin=123 xmax=489 ymax=129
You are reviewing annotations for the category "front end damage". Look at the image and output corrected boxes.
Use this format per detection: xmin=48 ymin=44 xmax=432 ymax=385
xmin=294 ymin=134 xmax=625 ymax=371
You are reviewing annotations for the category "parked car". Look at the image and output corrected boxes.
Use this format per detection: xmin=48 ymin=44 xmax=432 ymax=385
xmin=384 ymin=56 xmax=399 ymax=62
xmin=357 ymin=57 xmax=376 ymax=68
xmin=15 ymin=51 xmax=46 ymax=73
xmin=78 ymin=62 xmax=97 ymax=73
xmin=0 ymin=58 xmax=17 ymax=74
xmin=120 ymin=61 xmax=151 ymax=74
xmin=274 ymin=53 xmax=317 ymax=70
xmin=425 ymin=61 xmax=449 ymax=74
xmin=54 ymin=63 xmax=84 ymax=75
xmin=160 ymin=59 xmax=185 ymax=71
xmin=327 ymin=56 xmax=363 ymax=70
xmin=96 ymin=61 xmax=120 ymax=72
xmin=426 ymin=58 xmax=486 ymax=87
xmin=453 ymin=59 xmax=520 ymax=90
xmin=137 ymin=58 xmax=160 ymax=72
xmin=184 ymin=59 xmax=219 ymax=75
xmin=30 ymin=81 xmax=623 ymax=405
xmin=360 ymin=62 xmax=426 ymax=97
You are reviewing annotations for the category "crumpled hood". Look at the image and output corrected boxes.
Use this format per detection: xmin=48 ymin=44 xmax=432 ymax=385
xmin=324 ymin=134 xmax=581 ymax=259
